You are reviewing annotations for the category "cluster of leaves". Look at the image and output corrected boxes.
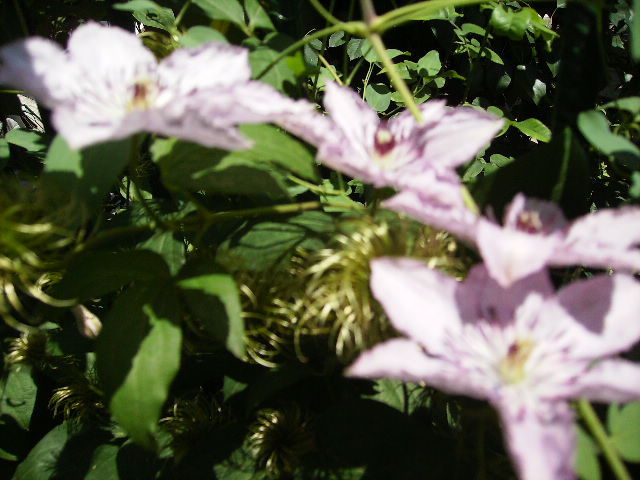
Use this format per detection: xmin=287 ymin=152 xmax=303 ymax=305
xmin=2 ymin=0 xmax=640 ymax=479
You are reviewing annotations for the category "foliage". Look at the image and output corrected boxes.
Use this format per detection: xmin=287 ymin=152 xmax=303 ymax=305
xmin=1 ymin=0 xmax=640 ymax=479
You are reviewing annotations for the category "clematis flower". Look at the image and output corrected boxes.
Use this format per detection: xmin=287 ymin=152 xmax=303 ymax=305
xmin=0 ymin=22 xmax=308 ymax=150
xmin=281 ymin=82 xmax=503 ymax=196
xmin=387 ymin=191 xmax=640 ymax=287
xmin=348 ymin=257 xmax=640 ymax=480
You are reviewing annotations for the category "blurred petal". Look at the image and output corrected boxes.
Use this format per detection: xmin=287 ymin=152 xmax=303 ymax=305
xmin=383 ymin=189 xmax=477 ymax=242
xmin=157 ymin=41 xmax=250 ymax=97
xmin=347 ymin=338 xmax=488 ymax=397
xmin=457 ymin=265 xmax=554 ymax=325
xmin=0 ymin=37 xmax=71 ymax=106
xmin=388 ymin=100 xmax=447 ymax=141
xmin=370 ymin=257 xmax=461 ymax=354
xmin=52 ymin=107 xmax=148 ymax=150
xmin=498 ymin=402 xmax=576 ymax=480
xmin=67 ymin=22 xmax=155 ymax=81
xmin=566 ymin=206 xmax=640 ymax=249
xmin=323 ymin=82 xmax=379 ymax=159
xmin=545 ymin=274 xmax=640 ymax=359
xmin=502 ymin=194 xmax=568 ymax=232
xmin=419 ymin=107 xmax=504 ymax=171
xmin=476 ymin=220 xmax=560 ymax=287
xmin=568 ymin=359 xmax=640 ymax=403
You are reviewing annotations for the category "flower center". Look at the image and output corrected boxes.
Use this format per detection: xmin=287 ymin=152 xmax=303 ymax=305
xmin=498 ymin=339 xmax=535 ymax=384
xmin=128 ymin=78 xmax=157 ymax=111
xmin=373 ymin=127 xmax=398 ymax=169
xmin=515 ymin=211 xmax=543 ymax=233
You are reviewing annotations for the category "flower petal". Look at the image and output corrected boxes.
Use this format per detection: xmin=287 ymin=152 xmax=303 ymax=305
xmin=419 ymin=106 xmax=504 ymax=172
xmin=370 ymin=257 xmax=461 ymax=355
xmin=157 ymin=41 xmax=251 ymax=97
xmin=547 ymin=274 xmax=640 ymax=359
xmin=502 ymin=194 xmax=568 ymax=232
xmin=497 ymin=401 xmax=576 ymax=480
xmin=555 ymin=206 xmax=640 ymax=273
xmin=0 ymin=37 xmax=71 ymax=107
xmin=52 ymin=107 xmax=148 ymax=150
xmin=67 ymin=22 xmax=156 ymax=84
xmin=568 ymin=359 xmax=640 ymax=403
xmin=347 ymin=338 xmax=488 ymax=397
xmin=387 ymin=100 xmax=447 ymax=142
xmin=323 ymin=82 xmax=379 ymax=160
xmin=383 ymin=189 xmax=478 ymax=242
xmin=457 ymin=264 xmax=554 ymax=325
xmin=476 ymin=219 xmax=560 ymax=287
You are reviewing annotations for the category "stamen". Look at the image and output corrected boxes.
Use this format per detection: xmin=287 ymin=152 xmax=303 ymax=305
xmin=374 ymin=128 xmax=395 ymax=156
xmin=128 ymin=79 xmax=156 ymax=111
xmin=498 ymin=339 xmax=535 ymax=384
xmin=516 ymin=211 xmax=543 ymax=233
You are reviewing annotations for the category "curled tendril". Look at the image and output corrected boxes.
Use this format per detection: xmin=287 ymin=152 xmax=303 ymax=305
xmin=247 ymin=406 xmax=315 ymax=479
xmin=160 ymin=392 xmax=227 ymax=462
xmin=48 ymin=371 xmax=107 ymax=425
xmin=0 ymin=178 xmax=83 ymax=332
xmin=242 ymin=213 xmax=471 ymax=367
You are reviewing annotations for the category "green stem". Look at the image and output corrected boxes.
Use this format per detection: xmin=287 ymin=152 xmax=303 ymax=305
xmin=204 ymin=201 xmax=324 ymax=222
xmin=578 ymin=399 xmax=632 ymax=480
xmin=309 ymin=0 xmax=342 ymax=25
xmin=373 ymin=0 xmax=496 ymax=33
xmin=367 ymin=32 xmax=423 ymax=122
xmin=360 ymin=0 xmax=378 ymax=23
xmin=0 ymin=89 xmax=24 ymax=95
xmin=256 ymin=23 xmax=363 ymax=79
xmin=175 ymin=0 xmax=193 ymax=27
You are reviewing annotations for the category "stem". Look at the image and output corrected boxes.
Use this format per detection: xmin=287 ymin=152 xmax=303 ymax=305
xmin=318 ymin=54 xmax=343 ymax=84
xmin=309 ymin=0 xmax=342 ymax=25
xmin=360 ymin=0 xmax=378 ymax=23
xmin=175 ymin=0 xmax=193 ymax=27
xmin=578 ymin=399 xmax=632 ymax=480
xmin=204 ymin=201 xmax=324 ymax=222
xmin=256 ymin=23 xmax=361 ymax=79
xmin=367 ymin=32 xmax=423 ymax=122
xmin=373 ymin=0 xmax=495 ymax=33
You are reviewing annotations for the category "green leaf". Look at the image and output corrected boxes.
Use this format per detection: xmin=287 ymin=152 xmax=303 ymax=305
xmin=0 ymin=138 xmax=9 ymax=169
xmin=490 ymin=5 xmax=530 ymax=41
xmin=363 ymin=379 xmax=422 ymax=414
xmin=12 ymin=424 xmax=68 ymax=480
xmin=180 ymin=26 xmax=227 ymax=47
xmin=472 ymin=127 xmax=590 ymax=218
xmin=0 ymin=366 xmax=37 ymax=431
xmin=329 ymin=31 xmax=346 ymax=47
xmin=417 ymin=50 xmax=442 ymax=76
xmin=193 ymin=0 xmax=246 ymax=27
xmin=602 ymin=97 xmax=640 ymax=115
xmin=98 ymin=283 xmax=182 ymax=450
xmin=577 ymin=110 xmax=640 ymax=170
xmin=364 ymin=83 xmax=392 ymax=112
xmin=151 ymin=138 xmax=290 ymax=198
xmin=576 ymin=426 xmax=601 ymax=480
xmin=42 ymin=135 xmax=132 ymax=213
xmin=139 ymin=231 xmax=185 ymax=276
xmin=244 ymin=0 xmax=275 ymax=31
xmin=237 ymin=124 xmax=318 ymax=181
xmin=216 ymin=211 xmax=333 ymax=272
xmin=633 ymin=0 xmax=640 ymax=61
xmin=248 ymin=34 xmax=299 ymax=93
xmin=114 ymin=0 xmax=175 ymax=31
xmin=511 ymin=118 xmax=552 ymax=142
xmin=346 ymin=38 xmax=364 ymax=60
xmin=4 ymin=129 xmax=47 ymax=153
xmin=608 ymin=402 xmax=640 ymax=462
xmin=177 ymin=262 xmax=245 ymax=358
xmin=52 ymin=250 xmax=171 ymax=301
